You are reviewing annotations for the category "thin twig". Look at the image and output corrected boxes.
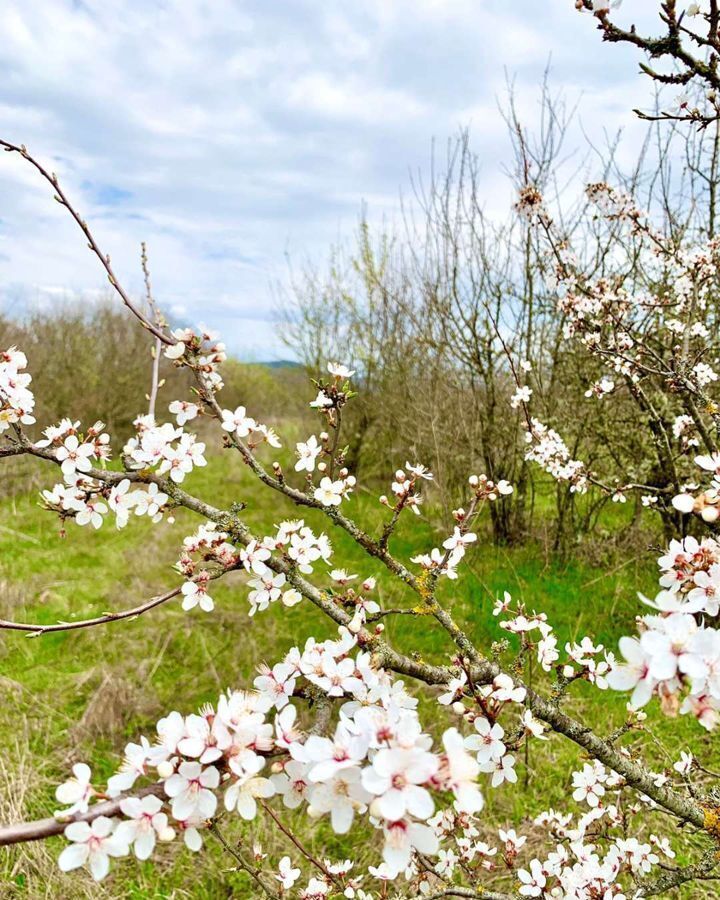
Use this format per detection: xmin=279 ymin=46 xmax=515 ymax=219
xmin=0 ymin=140 xmax=170 ymax=343
xmin=141 ymin=241 xmax=165 ymax=418
xmin=260 ymin=799 xmax=341 ymax=887
xmin=208 ymin=821 xmax=280 ymax=899
xmin=0 ymin=584 xmax=182 ymax=634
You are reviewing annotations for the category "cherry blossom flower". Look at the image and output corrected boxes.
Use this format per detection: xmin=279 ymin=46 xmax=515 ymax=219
xmin=108 ymin=479 xmax=134 ymax=528
xmin=464 ymin=718 xmax=506 ymax=764
xmin=640 ymin=613 xmax=707 ymax=683
xmin=441 ymin=728 xmax=484 ymax=814
xmin=521 ymin=710 xmax=548 ymax=740
xmin=308 ymin=656 xmax=362 ymax=698
xmin=248 ymin=570 xmax=286 ymax=615
xmin=300 ymin=877 xmax=330 ymax=899
xmin=152 ymin=710 xmax=187 ymax=766
xmin=169 ymin=400 xmax=200 ymax=426
xmin=406 ymin=462 xmax=433 ymax=480
xmin=381 ymin=818 xmax=438 ymax=877
xmin=254 ymin=663 xmax=297 ymax=710
xmin=220 ymin=406 xmax=256 ymax=438
xmin=480 ymin=753 xmax=517 ymax=788
xmin=58 ymin=816 xmax=129 ymax=882
xmin=688 ymin=565 xmax=720 ymax=615
xmin=282 ymin=588 xmax=302 ymax=607
xmin=271 ymin=759 xmax=311 ymax=809
xmin=362 ymin=746 xmax=438 ymax=821
xmin=437 ymin=672 xmax=467 ymax=706
xmin=55 ymin=763 xmax=94 ymax=817
xmin=436 ymin=847 xmax=459 ymax=876
xmin=298 ymin=727 xmax=368 ymax=783
xmin=224 ymin=756 xmax=274 ymax=819
xmin=295 ymin=435 xmax=322 ymax=472
xmin=307 ymin=765 xmax=371 ymax=833
xmin=75 ymin=496 xmax=108 ymax=529
xmin=327 ymin=362 xmax=355 ymax=379
xmin=572 ymin=763 xmax=606 ymax=807
xmin=240 ymin=539 xmax=272 ymax=575
xmin=107 ymin=737 xmax=153 ymax=793
xmin=330 ymin=568 xmax=357 ymax=585
xmin=181 ymin=579 xmax=214 ymax=613
xmin=176 ymin=711 xmax=228 ymax=764
xmin=314 ymin=477 xmax=345 ymax=507
xmin=256 ymin=423 xmax=282 ymax=448
xmin=309 ymin=390 xmax=333 ymax=409
xmin=489 ymin=674 xmax=526 ymax=704
xmin=164 ymin=761 xmax=220 ymax=820
xmin=273 ymin=705 xmax=302 ymax=749
xmin=56 ymin=435 xmax=95 ymax=476
xmin=673 ymin=750 xmax=693 ymax=775
xmin=510 ymin=385 xmax=532 ymax=408
xmin=132 ymin=483 xmax=169 ymax=521
xmin=498 ymin=827 xmax=526 ymax=852
xmin=518 ymin=859 xmax=547 ymax=897
xmin=442 ymin=527 xmax=477 ymax=552
xmin=275 ymin=855 xmax=301 ymax=889
xmin=117 ymin=795 xmax=173 ymax=860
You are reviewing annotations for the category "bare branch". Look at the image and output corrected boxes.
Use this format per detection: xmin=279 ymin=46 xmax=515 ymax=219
xmin=0 ymin=140 xmax=171 ymax=343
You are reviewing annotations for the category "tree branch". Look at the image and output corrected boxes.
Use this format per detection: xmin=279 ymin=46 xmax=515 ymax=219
xmin=0 ymin=140 xmax=170 ymax=343
xmin=0 ymin=784 xmax=164 ymax=847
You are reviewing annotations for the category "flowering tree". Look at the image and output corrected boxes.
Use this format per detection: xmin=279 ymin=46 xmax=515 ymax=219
xmin=5 ymin=56 xmax=720 ymax=897
xmin=282 ymin=72 xmax=720 ymax=552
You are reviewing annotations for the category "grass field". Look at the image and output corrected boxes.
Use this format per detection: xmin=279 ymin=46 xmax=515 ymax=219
xmin=1 ymin=442 xmax=717 ymax=898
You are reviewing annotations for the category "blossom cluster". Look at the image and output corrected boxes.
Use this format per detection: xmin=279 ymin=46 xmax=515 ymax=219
xmin=492 ymin=593 xmax=615 ymax=690
xmin=53 ymin=626 xmax=488 ymax=889
xmin=655 ymin=533 xmax=720 ymax=613
xmin=416 ymin=756 xmax=676 ymax=898
xmin=411 ymin=525 xmax=477 ymax=581
xmin=379 ymin=461 xmax=434 ymax=515
xmin=313 ymin=470 xmax=356 ymax=507
xmin=0 ymin=346 xmax=35 ymax=433
xmin=516 ymin=748 xmax=680 ymax=898
xmin=164 ymin=325 xmax=227 ymax=393
xmin=607 ymin=532 xmax=720 ymax=728
xmin=220 ymin=404 xmax=281 ymax=449
xmin=307 ymin=362 xmax=356 ymax=411
xmin=123 ymin=414 xmax=207 ymax=484
xmin=164 ymin=327 xmax=282 ymax=449
xmin=242 ymin=519 xmax=335 ymax=615
xmin=176 ymin=517 xmax=367 ymax=618
xmin=408 ymin=474 xmax=514 ymax=580
xmin=524 ymin=418 xmax=589 ymax=493
xmin=673 ymin=453 xmax=720 ymax=523
xmin=34 ymin=419 xmax=169 ymax=530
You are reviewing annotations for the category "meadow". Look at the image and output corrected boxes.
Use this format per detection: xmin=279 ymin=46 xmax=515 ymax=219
xmin=1 ymin=431 xmax=715 ymax=898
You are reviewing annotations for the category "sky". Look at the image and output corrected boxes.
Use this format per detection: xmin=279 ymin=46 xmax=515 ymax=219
xmin=0 ymin=0 xmax=665 ymax=359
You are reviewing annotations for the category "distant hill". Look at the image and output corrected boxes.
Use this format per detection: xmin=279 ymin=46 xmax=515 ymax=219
xmin=259 ymin=360 xmax=303 ymax=369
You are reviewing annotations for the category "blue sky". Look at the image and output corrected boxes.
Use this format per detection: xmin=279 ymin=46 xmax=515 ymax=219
xmin=0 ymin=1 xmax=663 ymax=359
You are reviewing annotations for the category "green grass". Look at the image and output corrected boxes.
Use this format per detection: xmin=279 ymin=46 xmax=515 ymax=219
xmin=0 ymin=450 xmax=716 ymax=898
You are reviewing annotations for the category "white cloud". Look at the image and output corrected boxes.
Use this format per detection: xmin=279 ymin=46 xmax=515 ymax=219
xmin=0 ymin=0 xmax=667 ymax=357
